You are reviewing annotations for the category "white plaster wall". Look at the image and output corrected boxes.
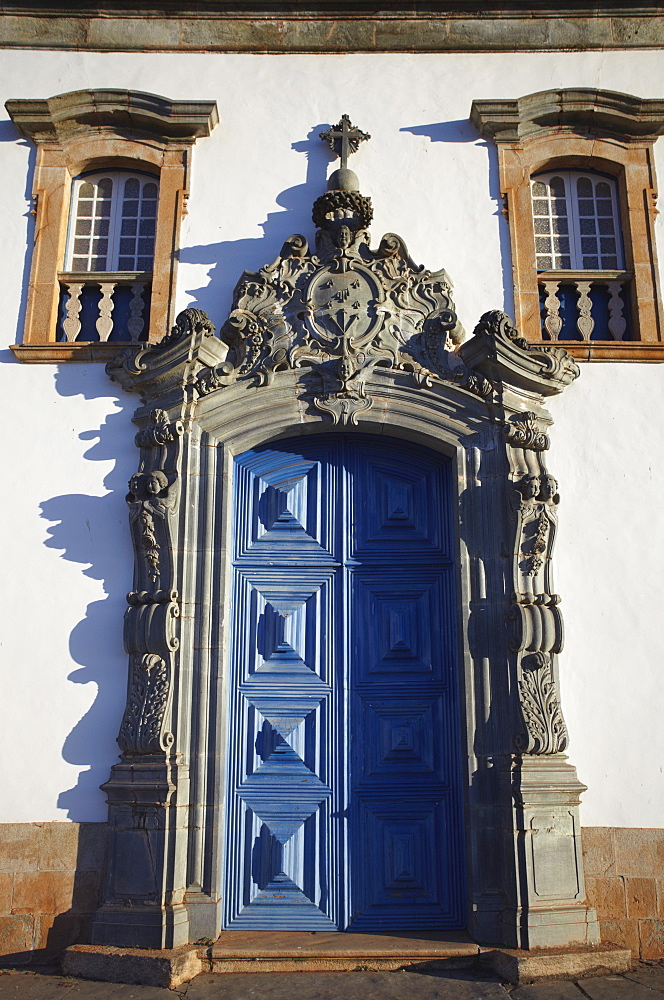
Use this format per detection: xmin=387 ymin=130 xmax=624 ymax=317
xmin=549 ymin=367 xmax=664 ymax=829
xmin=0 ymin=48 xmax=662 ymax=824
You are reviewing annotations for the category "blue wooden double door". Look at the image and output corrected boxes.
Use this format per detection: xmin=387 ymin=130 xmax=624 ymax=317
xmin=224 ymin=434 xmax=464 ymax=931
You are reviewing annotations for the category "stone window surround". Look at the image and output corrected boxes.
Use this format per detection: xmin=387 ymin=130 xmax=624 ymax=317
xmin=471 ymin=89 xmax=664 ymax=362
xmin=6 ymin=89 xmax=218 ymax=363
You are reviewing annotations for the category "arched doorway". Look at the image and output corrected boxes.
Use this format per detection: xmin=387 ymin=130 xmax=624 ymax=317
xmin=223 ymin=433 xmax=465 ymax=931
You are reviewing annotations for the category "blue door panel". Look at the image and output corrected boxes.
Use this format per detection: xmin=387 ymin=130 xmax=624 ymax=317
xmin=224 ymin=434 xmax=464 ymax=931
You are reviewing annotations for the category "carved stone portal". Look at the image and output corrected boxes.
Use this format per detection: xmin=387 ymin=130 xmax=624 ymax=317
xmin=93 ymin=118 xmax=598 ymax=952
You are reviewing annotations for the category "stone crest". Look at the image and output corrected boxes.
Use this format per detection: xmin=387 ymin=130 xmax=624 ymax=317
xmin=201 ymin=115 xmax=487 ymax=422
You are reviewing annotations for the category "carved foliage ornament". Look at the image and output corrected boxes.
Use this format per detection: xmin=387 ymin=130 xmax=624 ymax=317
xmin=118 ymin=653 xmax=174 ymax=755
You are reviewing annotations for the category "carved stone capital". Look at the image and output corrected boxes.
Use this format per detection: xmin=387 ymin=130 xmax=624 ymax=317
xmin=505 ymin=411 xmax=550 ymax=452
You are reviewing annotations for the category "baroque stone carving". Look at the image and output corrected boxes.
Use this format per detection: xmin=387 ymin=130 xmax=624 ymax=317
xmin=505 ymin=412 xmax=550 ymax=452
xmin=516 ymin=653 xmax=569 ymax=755
xmin=506 ymin=410 xmax=569 ymax=755
xmin=121 ymin=585 xmax=179 ymax=756
xmin=127 ymin=470 xmax=176 ymax=589
xmin=461 ymin=310 xmax=579 ymax=396
xmin=216 ymin=213 xmax=484 ymax=416
xmin=117 ymin=653 xmax=174 ymax=754
xmin=119 ymin=404 xmax=182 ymax=758
xmin=319 ymin=114 xmax=370 ymax=162
xmin=134 ymin=408 xmax=184 ymax=448
xmin=159 ymin=307 xmax=216 ymax=349
xmin=96 ymin=116 xmax=595 ymax=953
xmin=144 ymin=116 xmax=489 ymax=415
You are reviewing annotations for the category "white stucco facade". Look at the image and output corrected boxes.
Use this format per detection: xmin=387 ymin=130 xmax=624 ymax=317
xmin=1 ymin=47 xmax=662 ymax=828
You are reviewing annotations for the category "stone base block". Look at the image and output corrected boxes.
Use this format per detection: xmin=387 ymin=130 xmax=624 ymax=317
xmin=62 ymin=944 xmax=205 ymax=989
xmin=484 ymin=943 xmax=632 ymax=985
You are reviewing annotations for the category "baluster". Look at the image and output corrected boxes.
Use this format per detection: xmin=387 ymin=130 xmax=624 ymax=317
xmin=607 ymin=280 xmax=627 ymax=340
xmin=96 ymin=281 xmax=116 ymax=342
xmin=573 ymin=280 xmax=594 ymax=340
xmin=62 ymin=282 xmax=83 ymax=342
xmin=541 ymin=280 xmax=562 ymax=340
xmin=127 ymin=281 xmax=146 ymax=342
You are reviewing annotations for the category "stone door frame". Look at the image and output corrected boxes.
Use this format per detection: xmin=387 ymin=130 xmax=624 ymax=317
xmin=90 ymin=310 xmax=599 ymax=952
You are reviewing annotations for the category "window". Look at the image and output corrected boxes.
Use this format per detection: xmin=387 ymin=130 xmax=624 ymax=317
xmin=67 ymin=172 xmax=159 ymax=273
xmin=6 ymin=89 xmax=218 ymax=362
xmin=531 ymin=170 xmax=630 ymax=343
xmin=471 ymin=89 xmax=664 ymax=360
xmin=57 ymin=171 xmax=160 ymax=345
xmin=531 ymin=171 xmax=623 ymax=272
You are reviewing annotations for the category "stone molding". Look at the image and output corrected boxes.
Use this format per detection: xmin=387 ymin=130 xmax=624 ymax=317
xmin=6 ymin=90 xmax=219 ymax=145
xmin=5 ymin=89 xmax=218 ymax=360
xmin=471 ymin=89 xmax=664 ymax=143
xmin=2 ymin=6 xmax=664 ymax=52
xmin=470 ymin=89 xmax=664 ymax=355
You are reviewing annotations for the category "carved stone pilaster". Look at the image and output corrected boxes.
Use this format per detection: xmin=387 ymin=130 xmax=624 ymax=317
xmin=504 ymin=409 xmax=568 ymax=756
xmin=92 ymin=382 xmax=189 ymax=948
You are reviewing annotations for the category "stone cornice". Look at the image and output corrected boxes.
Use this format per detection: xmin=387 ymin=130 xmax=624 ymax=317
xmin=471 ymin=89 xmax=664 ymax=143
xmin=458 ymin=310 xmax=579 ymax=397
xmin=2 ymin=6 xmax=664 ymax=52
xmin=5 ymin=89 xmax=219 ymax=144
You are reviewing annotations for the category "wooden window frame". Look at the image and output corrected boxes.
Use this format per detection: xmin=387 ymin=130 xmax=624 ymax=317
xmin=471 ymin=89 xmax=664 ymax=361
xmin=6 ymin=89 xmax=218 ymax=363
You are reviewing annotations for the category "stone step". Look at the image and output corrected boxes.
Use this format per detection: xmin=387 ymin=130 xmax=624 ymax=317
xmin=210 ymin=930 xmax=481 ymax=974
xmin=63 ymin=938 xmax=632 ymax=987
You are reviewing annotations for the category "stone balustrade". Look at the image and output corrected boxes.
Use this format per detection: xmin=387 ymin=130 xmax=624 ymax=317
xmin=58 ymin=272 xmax=152 ymax=343
xmin=538 ymin=270 xmax=632 ymax=342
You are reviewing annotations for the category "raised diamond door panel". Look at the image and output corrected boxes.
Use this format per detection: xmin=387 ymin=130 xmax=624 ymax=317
xmin=224 ymin=434 xmax=464 ymax=931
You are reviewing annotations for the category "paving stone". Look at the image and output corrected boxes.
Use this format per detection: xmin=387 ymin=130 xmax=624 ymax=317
xmin=623 ymin=965 xmax=664 ymax=991
xmin=580 ymin=973 xmax=664 ymax=1000
xmin=512 ymin=982 xmax=585 ymax=999
xmin=64 ymin=982 xmax=181 ymax=1000
xmin=185 ymin=970 xmax=510 ymax=999
xmin=0 ymin=971 xmax=77 ymax=1000
xmin=0 ymin=971 xmax=173 ymax=1000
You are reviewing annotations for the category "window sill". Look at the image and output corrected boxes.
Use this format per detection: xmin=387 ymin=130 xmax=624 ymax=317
xmin=531 ymin=341 xmax=664 ymax=362
xmin=11 ymin=343 xmax=144 ymax=363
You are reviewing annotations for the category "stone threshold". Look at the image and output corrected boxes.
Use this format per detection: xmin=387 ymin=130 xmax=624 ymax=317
xmin=63 ymin=935 xmax=632 ymax=987
xmin=211 ymin=929 xmax=478 ymax=973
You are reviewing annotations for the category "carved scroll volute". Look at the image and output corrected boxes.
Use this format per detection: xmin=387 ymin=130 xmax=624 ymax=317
xmin=505 ymin=411 xmax=569 ymax=755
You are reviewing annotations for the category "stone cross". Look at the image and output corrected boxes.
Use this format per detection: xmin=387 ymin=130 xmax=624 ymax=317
xmin=320 ymin=115 xmax=370 ymax=169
